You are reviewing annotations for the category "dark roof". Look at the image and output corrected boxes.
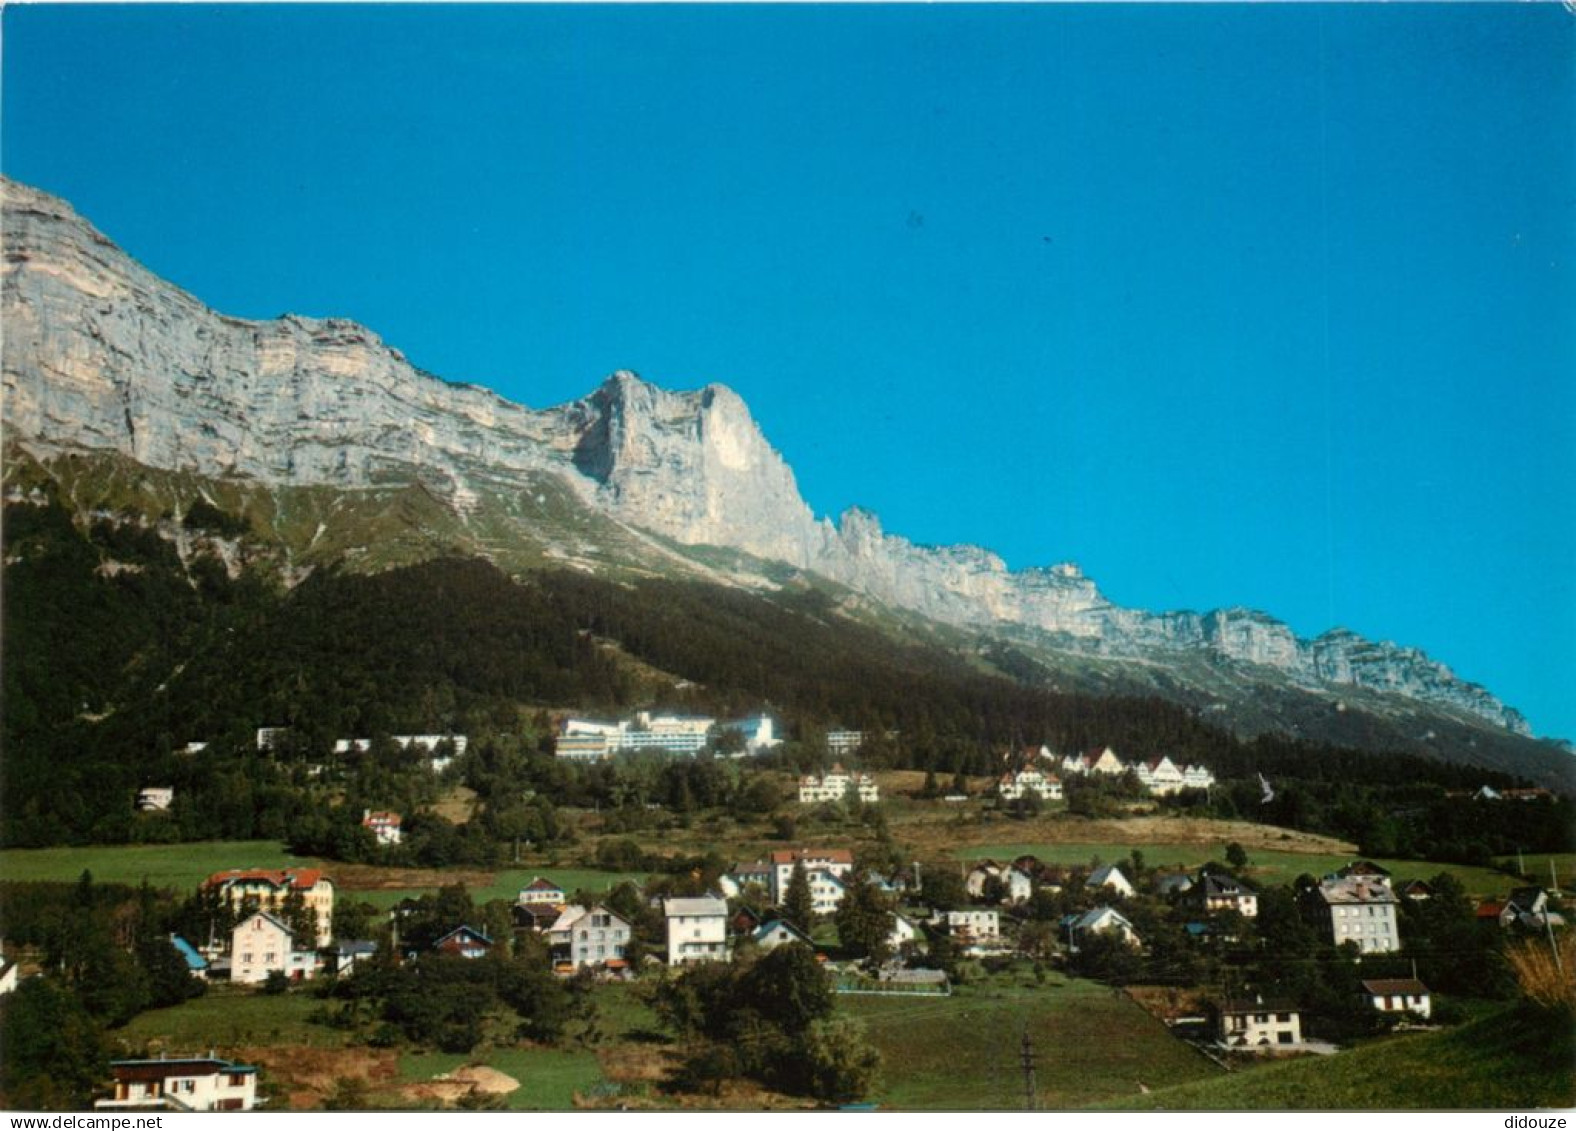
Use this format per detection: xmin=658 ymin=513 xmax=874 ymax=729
xmin=110 ymin=1058 xmax=257 ymax=1082
xmin=1200 ymin=873 xmax=1257 ymax=897
xmin=1220 ymin=998 xmax=1300 ymax=1015
xmin=1361 ymin=978 xmax=1429 ymax=996
xmin=1339 ymin=860 xmax=1392 ymax=878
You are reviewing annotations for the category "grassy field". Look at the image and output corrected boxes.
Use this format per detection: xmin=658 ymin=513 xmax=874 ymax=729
xmin=1105 ymin=1003 xmax=1576 ymax=1110
xmin=1494 ymin=852 xmax=1575 ymax=886
xmin=114 ymin=985 xmax=348 ymax=1052
xmin=0 ymin=841 xmax=305 ymax=889
xmin=0 ymin=840 xmax=648 ymax=910
xmin=844 ymin=972 xmax=1224 ymax=1109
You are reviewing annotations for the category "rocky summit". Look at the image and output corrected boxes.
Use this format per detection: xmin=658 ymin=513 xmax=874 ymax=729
xmin=0 ymin=177 xmax=1538 ymax=744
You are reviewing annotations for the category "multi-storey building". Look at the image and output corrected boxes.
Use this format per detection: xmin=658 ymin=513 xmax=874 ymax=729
xmin=548 ymin=905 xmax=632 ymax=971
xmin=1309 ymin=876 xmax=1400 ymax=954
xmin=798 ymin=764 xmax=879 ymax=804
xmin=204 ymin=868 xmax=335 ymax=948
xmin=664 ymin=896 xmax=730 ymax=965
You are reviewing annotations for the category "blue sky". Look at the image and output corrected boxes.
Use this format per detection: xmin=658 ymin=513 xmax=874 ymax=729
xmin=4 ymin=4 xmax=1572 ymax=739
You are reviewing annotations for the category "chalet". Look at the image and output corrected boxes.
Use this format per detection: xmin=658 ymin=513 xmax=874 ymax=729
xmin=96 ymin=1057 xmax=259 ymax=1112
xmin=517 ymin=876 xmax=567 ymax=906
xmin=996 ymin=768 xmax=1062 ymax=802
xmin=230 ymin=912 xmax=318 ymax=984
xmin=1216 ymin=998 xmax=1302 ymax=1048
xmin=512 ymin=902 xmax=561 ymax=933
xmin=1067 ymin=746 xmax=1127 ymax=776
xmin=721 ymin=861 xmax=773 ymax=899
xmin=136 ymin=787 xmax=175 ymax=812
xmin=360 ymin=809 xmax=403 ymax=846
xmin=664 ymin=896 xmax=730 ymax=965
xmin=1135 ymin=756 xmax=1185 ymax=796
xmin=751 ymin=918 xmax=814 ymax=952
xmin=549 ymin=905 xmax=632 ymax=971
xmin=1063 ymin=906 xmax=1139 ymax=950
xmin=1308 ymin=876 xmax=1400 ymax=954
xmin=768 ymin=848 xmax=854 ymax=904
xmin=204 ymin=868 xmax=335 ymax=947
xmin=1088 ymin=864 xmax=1136 ymax=899
xmin=1180 ymin=764 xmax=1216 ymax=790
xmin=965 ymin=861 xmax=1033 ymax=903
xmin=799 ymin=764 xmax=879 ymax=804
xmin=1190 ymin=873 xmax=1259 ymax=919
xmin=1360 ymin=978 xmax=1432 ymax=1020
xmin=433 ymin=925 xmax=493 ymax=959
xmin=1498 ymin=887 xmax=1566 ymax=930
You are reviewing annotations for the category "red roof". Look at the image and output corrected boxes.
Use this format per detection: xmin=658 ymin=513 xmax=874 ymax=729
xmin=523 ymin=877 xmax=562 ymax=892
xmin=205 ymin=868 xmax=327 ymax=891
xmin=1476 ymin=901 xmax=1506 ymax=919
xmin=769 ymin=848 xmax=854 ymax=865
xmin=362 ymin=811 xmax=401 ymax=826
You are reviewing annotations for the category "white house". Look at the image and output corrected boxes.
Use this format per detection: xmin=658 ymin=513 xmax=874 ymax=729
xmin=1217 ymin=999 xmax=1302 ymax=1048
xmin=549 ymin=905 xmax=632 ymax=971
xmin=751 ymin=918 xmax=814 ymax=952
xmin=1064 ymin=906 xmax=1140 ymax=950
xmin=1313 ymin=876 xmax=1401 ymax=954
xmin=1191 ymin=873 xmax=1259 ymax=918
xmin=721 ymin=862 xmax=773 ymax=900
xmin=966 ymin=861 xmax=1033 ymax=904
xmin=1088 ymin=864 xmax=1136 ymax=899
xmin=996 ymin=768 xmax=1062 ymax=802
xmin=136 ymin=787 xmax=175 ymax=812
xmin=664 ymin=896 xmax=730 ymax=965
xmin=517 ymin=876 xmax=566 ymax=906
xmin=888 ymin=914 xmax=921 ymax=953
xmin=0 ymin=949 xmax=18 ymax=996
xmin=826 ymin=730 xmax=866 ymax=757
xmin=1082 ymin=747 xmax=1129 ymax=775
xmin=229 ymin=912 xmax=318 ymax=984
xmin=769 ymin=848 xmax=854 ymax=904
xmin=807 ymin=869 xmax=849 ymax=916
xmin=935 ymin=908 xmax=1000 ymax=946
xmin=96 ymin=1057 xmax=259 ymax=1112
xmin=360 ymin=809 xmax=403 ymax=846
xmin=554 ymin=733 xmax=611 ymax=762
xmin=1360 ymin=978 xmax=1432 ymax=1020
xmin=204 ymin=868 xmax=335 ymax=947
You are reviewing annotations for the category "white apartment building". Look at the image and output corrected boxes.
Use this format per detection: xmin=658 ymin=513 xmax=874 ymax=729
xmin=1313 ymin=877 xmax=1400 ymax=954
xmin=664 ymin=896 xmax=730 ymax=965
xmin=799 ymin=764 xmax=880 ymax=804
xmin=548 ymin=905 xmax=632 ymax=971
xmin=996 ymin=768 xmax=1062 ymax=801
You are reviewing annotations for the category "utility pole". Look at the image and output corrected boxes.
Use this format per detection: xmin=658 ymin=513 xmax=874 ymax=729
xmin=1019 ymin=1027 xmax=1038 ymax=1112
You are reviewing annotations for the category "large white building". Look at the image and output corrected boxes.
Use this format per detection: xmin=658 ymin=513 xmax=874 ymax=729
xmin=229 ymin=912 xmax=319 ymax=984
xmin=548 ymin=905 xmax=632 ymax=971
xmin=996 ymin=768 xmax=1062 ymax=802
xmin=204 ymin=868 xmax=335 ymax=948
xmin=799 ymin=764 xmax=879 ymax=804
xmin=768 ymin=848 xmax=854 ymax=904
xmin=1311 ymin=876 xmax=1401 ymax=954
xmin=663 ymin=896 xmax=730 ymax=965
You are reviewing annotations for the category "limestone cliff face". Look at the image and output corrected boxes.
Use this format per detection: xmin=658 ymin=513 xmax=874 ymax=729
xmin=0 ymin=177 xmax=1532 ymax=736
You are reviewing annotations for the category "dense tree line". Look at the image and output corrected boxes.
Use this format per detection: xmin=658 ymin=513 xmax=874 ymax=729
xmin=4 ymin=495 xmax=1567 ymax=853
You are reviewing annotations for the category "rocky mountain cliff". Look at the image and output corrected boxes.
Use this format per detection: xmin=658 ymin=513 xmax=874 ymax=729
xmin=0 ymin=177 xmax=1535 ymax=739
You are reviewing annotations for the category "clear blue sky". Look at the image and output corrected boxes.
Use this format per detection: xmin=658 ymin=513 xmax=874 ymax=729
xmin=4 ymin=4 xmax=1572 ymax=739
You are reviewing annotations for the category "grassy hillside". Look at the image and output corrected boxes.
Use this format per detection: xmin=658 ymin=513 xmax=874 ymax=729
xmin=845 ymin=975 xmax=1224 ymax=1109
xmin=1106 ymin=1003 xmax=1575 ymax=1110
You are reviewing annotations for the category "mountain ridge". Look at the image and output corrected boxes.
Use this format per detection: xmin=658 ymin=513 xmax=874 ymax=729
xmin=0 ymin=176 xmax=1541 ymax=743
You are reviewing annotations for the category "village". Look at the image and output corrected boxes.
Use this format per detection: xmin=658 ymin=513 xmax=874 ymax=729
xmin=51 ymin=726 xmax=1569 ymax=1112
